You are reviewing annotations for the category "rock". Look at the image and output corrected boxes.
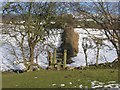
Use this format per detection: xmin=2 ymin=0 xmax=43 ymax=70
xmin=66 ymin=66 xmax=75 ymax=70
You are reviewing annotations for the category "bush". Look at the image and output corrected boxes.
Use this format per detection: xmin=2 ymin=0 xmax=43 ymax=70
xmin=60 ymin=25 xmax=79 ymax=64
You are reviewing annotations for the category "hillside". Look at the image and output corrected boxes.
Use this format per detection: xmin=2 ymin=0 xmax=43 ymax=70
xmin=0 ymin=28 xmax=117 ymax=71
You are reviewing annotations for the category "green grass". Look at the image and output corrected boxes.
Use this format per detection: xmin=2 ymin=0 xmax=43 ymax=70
xmin=2 ymin=69 xmax=118 ymax=88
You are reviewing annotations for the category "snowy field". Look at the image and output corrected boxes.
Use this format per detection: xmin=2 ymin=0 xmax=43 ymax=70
xmin=71 ymin=28 xmax=117 ymax=67
xmin=0 ymin=28 xmax=117 ymax=71
xmin=49 ymin=80 xmax=119 ymax=89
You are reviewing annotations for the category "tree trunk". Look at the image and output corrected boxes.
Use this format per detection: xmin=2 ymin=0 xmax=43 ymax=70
xmin=21 ymin=45 xmax=27 ymax=66
xmin=84 ymin=50 xmax=88 ymax=66
xmin=20 ymin=37 xmax=27 ymax=67
xmin=35 ymin=48 xmax=39 ymax=64
xmin=118 ymin=28 xmax=120 ymax=83
xmin=36 ymin=55 xmax=38 ymax=64
xmin=96 ymin=45 xmax=100 ymax=67
xmin=118 ymin=43 xmax=120 ymax=84
xmin=29 ymin=43 xmax=35 ymax=65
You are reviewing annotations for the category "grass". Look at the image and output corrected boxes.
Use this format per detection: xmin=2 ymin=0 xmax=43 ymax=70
xmin=2 ymin=68 xmax=118 ymax=88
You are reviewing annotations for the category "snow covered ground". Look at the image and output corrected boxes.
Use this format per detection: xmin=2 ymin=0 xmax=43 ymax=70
xmin=0 ymin=28 xmax=117 ymax=71
xmin=71 ymin=28 xmax=117 ymax=67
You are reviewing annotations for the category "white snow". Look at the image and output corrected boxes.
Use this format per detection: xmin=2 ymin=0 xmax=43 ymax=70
xmin=69 ymin=82 xmax=72 ymax=85
xmin=52 ymin=84 xmax=56 ymax=86
xmin=79 ymin=84 xmax=82 ymax=88
xmin=91 ymin=80 xmax=120 ymax=89
xmin=34 ymin=76 xmax=38 ymax=79
xmin=0 ymin=28 xmax=117 ymax=71
xmin=107 ymin=81 xmax=116 ymax=84
xmin=60 ymin=84 xmax=65 ymax=87
xmin=70 ymin=28 xmax=117 ymax=67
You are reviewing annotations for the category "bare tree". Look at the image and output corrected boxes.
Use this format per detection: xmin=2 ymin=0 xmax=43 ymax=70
xmin=82 ymin=37 xmax=88 ymax=66
xmin=2 ymin=2 xmax=62 ymax=70
xmin=82 ymin=2 xmax=119 ymax=59
xmin=2 ymin=2 xmax=75 ymax=70
xmin=70 ymin=2 xmax=119 ymax=63
xmin=82 ymin=37 xmax=93 ymax=66
xmin=93 ymin=37 xmax=103 ymax=66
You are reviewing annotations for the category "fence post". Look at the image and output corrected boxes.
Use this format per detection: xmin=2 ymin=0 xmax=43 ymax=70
xmin=57 ymin=62 xmax=61 ymax=70
xmin=53 ymin=48 xmax=57 ymax=65
xmin=63 ymin=49 xmax=67 ymax=68
xmin=48 ymin=52 xmax=53 ymax=66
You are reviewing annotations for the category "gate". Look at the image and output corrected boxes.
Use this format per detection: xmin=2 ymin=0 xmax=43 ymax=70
xmin=48 ymin=48 xmax=67 ymax=70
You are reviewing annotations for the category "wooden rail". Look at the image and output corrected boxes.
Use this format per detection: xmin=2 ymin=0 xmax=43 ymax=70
xmin=48 ymin=48 xmax=67 ymax=70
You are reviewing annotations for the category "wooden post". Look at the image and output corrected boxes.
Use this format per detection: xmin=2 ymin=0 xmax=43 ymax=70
xmin=63 ymin=49 xmax=67 ymax=68
xmin=48 ymin=52 xmax=53 ymax=66
xmin=53 ymin=48 xmax=57 ymax=65
xmin=57 ymin=62 xmax=61 ymax=70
